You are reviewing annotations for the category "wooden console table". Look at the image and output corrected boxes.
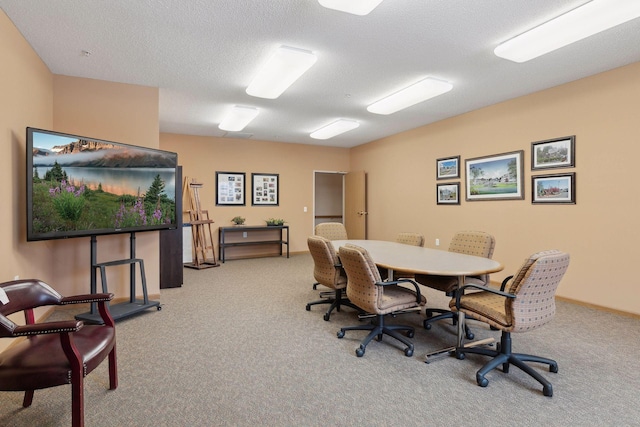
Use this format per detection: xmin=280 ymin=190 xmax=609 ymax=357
xmin=219 ymin=225 xmax=289 ymax=262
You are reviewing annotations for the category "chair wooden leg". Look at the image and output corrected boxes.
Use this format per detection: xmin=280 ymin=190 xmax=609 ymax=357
xmin=22 ymin=390 xmax=34 ymax=407
xmin=109 ymin=346 xmax=118 ymax=390
xmin=71 ymin=375 xmax=85 ymax=427
xmin=61 ymin=332 xmax=85 ymax=427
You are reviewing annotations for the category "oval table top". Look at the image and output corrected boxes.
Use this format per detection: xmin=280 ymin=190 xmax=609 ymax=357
xmin=331 ymin=239 xmax=503 ymax=277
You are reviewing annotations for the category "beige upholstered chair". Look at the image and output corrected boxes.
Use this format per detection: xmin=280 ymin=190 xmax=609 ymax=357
xmin=451 ymin=250 xmax=570 ymax=397
xmin=396 ymin=232 xmax=424 ymax=247
xmin=415 ymin=230 xmax=495 ymax=339
xmin=306 ymin=236 xmax=363 ymax=321
xmin=312 ymin=222 xmax=348 ymax=290
xmin=337 ymin=244 xmax=426 ymax=357
xmin=391 ymin=232 xmax=424 ymax=280
xmin=314 ymin=222 xmax=348 ymax=241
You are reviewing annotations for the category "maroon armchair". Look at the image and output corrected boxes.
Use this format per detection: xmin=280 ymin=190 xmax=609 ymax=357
xmin=0 ymin=279 xmax=117 ymax=427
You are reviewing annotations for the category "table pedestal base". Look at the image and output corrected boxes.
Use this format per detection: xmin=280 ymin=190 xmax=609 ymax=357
xmin=424 ymin=337 xmax=495 ymax=363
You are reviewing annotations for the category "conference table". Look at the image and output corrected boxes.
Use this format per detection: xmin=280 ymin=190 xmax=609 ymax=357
xmin=331 ymin=240 xmax=504 ymax=361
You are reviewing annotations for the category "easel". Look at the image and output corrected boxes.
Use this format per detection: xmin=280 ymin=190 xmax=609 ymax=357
xmin=183 ymin=177 xmax=219 ymax=269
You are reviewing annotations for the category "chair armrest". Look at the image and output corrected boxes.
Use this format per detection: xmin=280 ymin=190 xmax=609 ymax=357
xmin=453 ymin=283 xmax=515 ymax=309
xmin=376 ymin=279 xmax=423 ymax=304
xmin=500 ymin=275 xmax=514 ymax=291
xmin=59 ymin=293 xmax=114 ymax=305
xmin=11 ymin=320 xmax=83 ymax=337
xmin=60 ymin=293 xmax=115 ymax=328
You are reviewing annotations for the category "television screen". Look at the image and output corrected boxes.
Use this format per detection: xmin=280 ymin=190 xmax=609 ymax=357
xmin=27 ymin=127 xmax=178 ymax=241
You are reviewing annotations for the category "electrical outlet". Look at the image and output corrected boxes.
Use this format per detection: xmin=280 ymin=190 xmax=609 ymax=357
xmin=303 ymin=206 xmax=307 ymax=212
xmin=14 ymin=275 xmax=19 ymax=280
xmin=435 ymin=238 xmax=440 ymax=246
xmin=243 ymin=232 xmax=248 ymax=238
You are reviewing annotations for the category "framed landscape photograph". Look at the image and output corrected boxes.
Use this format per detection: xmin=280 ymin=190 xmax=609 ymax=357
xmin=216 ymin=171 xmax=245 ymax=206
xmin=465 ymin=150 xmax=524 ymax=201
xmin=532 ymin=173 xmax=576 ymax=204
xmin=436 ymin=155 xmax=460 ymax=180
xmin=437 ymin=183 xmax=460 ymax=205
xmin=531 ymin=136 xmax=575 ymax=170
xmin=252 ymin=173 xmax=279 ymax=206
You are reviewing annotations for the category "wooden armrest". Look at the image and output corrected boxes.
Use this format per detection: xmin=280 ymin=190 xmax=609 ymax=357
xmin=59 ymin=293 xmax=114 ymax=305
xmin=12 ymin=320 xmax=83 ymax=337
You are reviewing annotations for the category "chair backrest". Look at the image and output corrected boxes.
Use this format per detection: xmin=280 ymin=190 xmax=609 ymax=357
xmin=314 ymin=222 xmax=348 ymax=241
xmin=449 ymin=231 xmax=495 ymax=284
xmin=506 ymin=250 xmax=570 ymax=332
xmin=307 ymin=236 xmax=347 ymax=289
xmin=0 ymin=280 xmax=63 ymax=317
xmin=338 ymin=244 xmax=384 ymax=314
xmin=396 ymin=232 xmax=424 ymax=247
xmin=449 ymin=231 xmax=495 ymax=258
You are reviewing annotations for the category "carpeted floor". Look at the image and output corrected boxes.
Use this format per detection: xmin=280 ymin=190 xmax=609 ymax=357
xmin=1 ymin=253 xmax=639 ymax=426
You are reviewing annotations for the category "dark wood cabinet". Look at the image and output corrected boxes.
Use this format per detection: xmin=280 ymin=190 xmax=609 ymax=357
xmin=160 ymin=166 xmax=183 ymax=288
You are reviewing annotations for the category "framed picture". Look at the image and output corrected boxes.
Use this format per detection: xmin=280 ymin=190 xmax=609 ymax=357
xmin=532 ymin=173 xmax=576 ymax=204
xmin=437 ymin=183 xmax=460 ymax=205
xmin=465 ymin=150 xmax=524 ymax=201
xmin=252 ymin=173 xmax=279 ymax=206
xmin=436 ymin=155 xmax=460 ymax=180
xmin=531 ymin=136 xmax=575 ymax=170
xmin=216 ymin=172 xmax=245 ymax=206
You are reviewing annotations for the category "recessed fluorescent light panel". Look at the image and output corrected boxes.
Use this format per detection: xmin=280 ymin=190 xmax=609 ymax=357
xmin=495 ymin=0 xmax=640 ymax=63
xmin=246 ymin=46 xmax=317 ymax=99
xmin=310 ymin=119 xmax=360 ymax=140
xmin=218 ymin=106 xmax=259 ymax=131
xmin=367 ymin=77 xmax=453 ymax=115
xmin=318 ymin=0 xmax=383 ymax=16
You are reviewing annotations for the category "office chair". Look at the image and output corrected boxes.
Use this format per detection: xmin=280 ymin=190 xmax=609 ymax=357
xmin=451 ymin=250 xmax=570 ymax=396
xmin=314 ymin=222 xmax=348 ymax=241
xmin=415 ymin=230 xmax=495 ymax=339
xmin=306 ymin=236 xmax=363 ymax=321
xmin=337 ymin=244 xmax=426 ymax=357
xmin=312 ymin=222 xmax=348 ymax=290
xmin=390 ymin=232 xmax=424 ymax=280
xmin=396 ymin=232 xmax=424 ymax=247
xmin=0 ymin=279 xmax=118 ymax=427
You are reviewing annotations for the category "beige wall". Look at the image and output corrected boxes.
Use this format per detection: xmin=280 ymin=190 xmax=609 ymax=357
xmin=351 ymin=61 xmax=640 ymax=315
xmin=1 ymin=11 xmax=52 ymax=353
xmin=1 ymin=10 xmax=54 ymax=285
xmin=159 ymin=133 xmax=350 ymax=253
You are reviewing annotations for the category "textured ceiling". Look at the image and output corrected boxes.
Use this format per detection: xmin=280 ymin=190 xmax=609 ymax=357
xmin=2 ymin=0 xmax=640 ymax=148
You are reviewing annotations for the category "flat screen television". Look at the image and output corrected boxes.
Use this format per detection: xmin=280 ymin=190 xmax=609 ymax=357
xmin=27 ymin=127 xmax=178 ymax=241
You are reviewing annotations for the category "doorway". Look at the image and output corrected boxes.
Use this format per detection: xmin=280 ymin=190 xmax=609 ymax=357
xmin=313 ymin=171 xmax=344 ymax=230
xmin=313 ymin=170 xmax=367 ymax=239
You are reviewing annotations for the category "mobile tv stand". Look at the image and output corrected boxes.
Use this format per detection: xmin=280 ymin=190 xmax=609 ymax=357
xmin=76 ymin=233 xmax=161 ymax=324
